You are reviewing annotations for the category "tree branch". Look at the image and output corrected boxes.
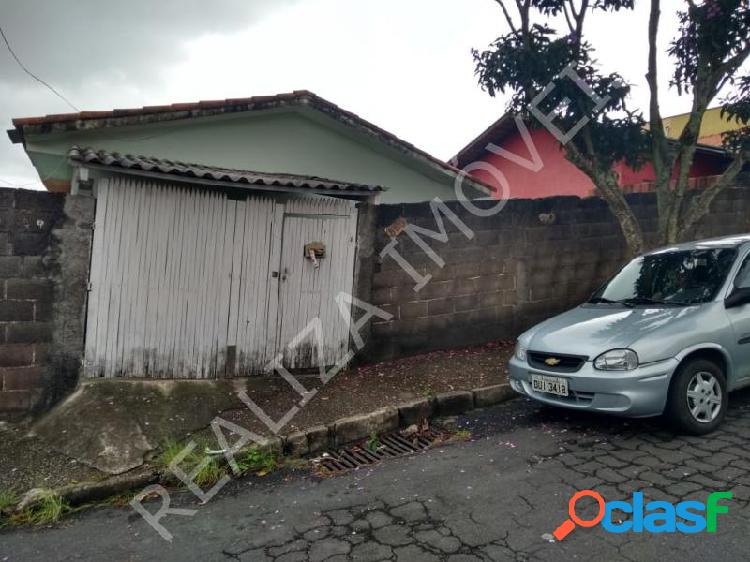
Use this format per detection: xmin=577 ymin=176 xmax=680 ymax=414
xmin=566 ymin=139 xmax=645 ymax=256
xmin=494 ymin=0 xmax=518 ymax=34
xmin=562 ymin=2 xmax=575 ymax=34
xmin=646 ymin=0 xmax=673 ymax=239
xmin=681 ymin=151 xmax=748 ymax=237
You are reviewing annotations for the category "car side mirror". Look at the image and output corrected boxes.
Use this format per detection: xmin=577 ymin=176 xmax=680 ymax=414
xmin=725 ymin=287 xmax=750 ymax=309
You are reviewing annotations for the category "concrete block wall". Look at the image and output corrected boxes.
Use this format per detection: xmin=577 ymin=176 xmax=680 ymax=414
xmin=0 ymin=189 xmax=93 ymax=420
xmin=0 ymin=189 xmax=64 ymax=417
xmin=369 ymin=188 xmax=750 ymax=361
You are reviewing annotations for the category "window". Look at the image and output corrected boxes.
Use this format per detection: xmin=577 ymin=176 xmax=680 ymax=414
xmin=734 ymin=254 xmax=750 ymax=289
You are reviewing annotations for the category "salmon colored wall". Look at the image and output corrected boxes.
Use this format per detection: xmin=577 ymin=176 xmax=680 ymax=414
xmin=469 ymin=128 xmax=727 ymax=199
xmin=469 ymin=128 xmax=595 ymax=199
xmin=614 ymin=151 xmax=727 ymax=186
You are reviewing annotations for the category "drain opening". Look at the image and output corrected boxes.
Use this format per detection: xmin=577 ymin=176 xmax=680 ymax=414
xmin=313 ymin=428 xmax=445 ymax=476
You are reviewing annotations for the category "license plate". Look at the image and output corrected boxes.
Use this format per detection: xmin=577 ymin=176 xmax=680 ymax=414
xmin=531 ymin=374 xmax=569 ymax=397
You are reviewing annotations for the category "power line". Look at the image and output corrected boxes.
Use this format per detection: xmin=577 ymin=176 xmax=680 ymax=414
xmin=0 ymin=24 xmax=79 ymax=112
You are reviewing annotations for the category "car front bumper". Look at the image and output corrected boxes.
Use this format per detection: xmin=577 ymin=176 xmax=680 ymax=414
xmin=508 ymin=355 xmax=680 ymax=418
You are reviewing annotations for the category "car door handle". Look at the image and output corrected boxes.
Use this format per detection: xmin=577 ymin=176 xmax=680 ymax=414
xmin=739 ymin=334 xmax=750 ymax=345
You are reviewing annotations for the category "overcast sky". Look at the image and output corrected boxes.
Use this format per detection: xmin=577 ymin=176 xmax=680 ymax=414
xmin=0 ymin=1 xmax=698 ymax=190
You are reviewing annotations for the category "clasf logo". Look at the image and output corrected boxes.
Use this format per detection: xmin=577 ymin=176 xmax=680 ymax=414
xmin=553 ymin=490 xmax=732 ymax=540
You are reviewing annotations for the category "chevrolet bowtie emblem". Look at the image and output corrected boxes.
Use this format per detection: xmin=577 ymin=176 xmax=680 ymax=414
xmin=545 ymin=357 xmax=561 ymax=366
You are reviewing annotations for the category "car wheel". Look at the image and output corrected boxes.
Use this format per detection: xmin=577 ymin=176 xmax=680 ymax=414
xmin=665 ymin=358 xmax=727 ymax=435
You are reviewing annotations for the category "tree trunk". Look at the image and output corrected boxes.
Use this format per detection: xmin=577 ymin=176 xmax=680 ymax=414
xmin=592 ymin=172 xmax=645 ymax=258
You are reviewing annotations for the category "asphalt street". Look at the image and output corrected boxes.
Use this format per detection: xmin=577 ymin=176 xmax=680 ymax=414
xmin=3 ymin=390 xmax=750 ymax=561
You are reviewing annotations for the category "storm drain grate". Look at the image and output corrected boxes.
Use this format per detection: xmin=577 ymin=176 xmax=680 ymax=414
xmin=313 ymin=428 xmax=445 ymax=476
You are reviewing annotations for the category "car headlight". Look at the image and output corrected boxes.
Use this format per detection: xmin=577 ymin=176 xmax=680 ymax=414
xmin=593 ymin=349 xmax=638 ymax=371
xmin=514 ymin=341 xmax=527 ymax=362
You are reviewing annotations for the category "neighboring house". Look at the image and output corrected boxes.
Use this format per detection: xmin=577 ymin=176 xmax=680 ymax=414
xmin=8 ymin=90 xmax=489 ymax=204
xmin=453 ymin=113 xmax=732 ymax=200
xmin=6 ymin=91 xmax=490 ymax=379
xmin=662 ymin=106 xmax=746 ymax=147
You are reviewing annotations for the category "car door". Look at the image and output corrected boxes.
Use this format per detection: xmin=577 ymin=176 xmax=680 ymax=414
xmin=725 ymin=251 xmax=750 ymax=381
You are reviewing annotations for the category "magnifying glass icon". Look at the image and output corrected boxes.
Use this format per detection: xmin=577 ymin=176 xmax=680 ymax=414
xmin=553 ymin=490 xmax=606 ymax=541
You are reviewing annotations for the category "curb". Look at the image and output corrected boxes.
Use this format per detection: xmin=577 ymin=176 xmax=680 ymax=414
xmin=18 ymin=382 xmax=516 ymax=510
xmin=284 ymin=382 xmax=516 ymax=456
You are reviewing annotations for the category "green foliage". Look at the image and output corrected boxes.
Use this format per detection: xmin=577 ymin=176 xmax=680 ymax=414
xmin=0 ymin=490 xmax=18 ymax=513
xmin=159 ymin=438 xmax=191 ymax=470
xmin=473 ymin=1 xmax=750 ymax=249
xmin=5 ymin=490 xmax=69 ymax=526
xmin=722 ymin=76 xmax=750 ymax=153
xmin=366 ymin=433 xmax=382 ymax=453
xmin=472 ymin=2 xmax=647 ymax=170
xmin=670 ymin=1 xmax=750 ymax=94
xmin=237 ymin=448 xmax=278 ymax=476
xmin=192 ymin=456 xmax=227 ymax=488
xmin=158 ymin=438 xmax=227 ymax=487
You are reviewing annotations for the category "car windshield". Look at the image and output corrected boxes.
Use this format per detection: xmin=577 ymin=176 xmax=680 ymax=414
xmin=590 ymin=248 xmax=737 ymax=306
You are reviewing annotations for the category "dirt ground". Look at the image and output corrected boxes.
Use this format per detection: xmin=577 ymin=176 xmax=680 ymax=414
xmin=222 ymin=340 xmax=513 ymax=437
xmin=0 ymin=340 xmax=513 ymax=495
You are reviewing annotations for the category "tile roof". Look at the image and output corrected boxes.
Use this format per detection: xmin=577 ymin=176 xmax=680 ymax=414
xmin=68 ymin=146 xmax=385 ymax=194
xmin=452 ymin=112 xmax=732 ymax=169
xmin=9 ymin=90 xmax=493 ymax=195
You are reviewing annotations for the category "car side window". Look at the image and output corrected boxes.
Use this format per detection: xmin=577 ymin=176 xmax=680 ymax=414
xmin=734 ymin=255 xmax=750 ymax=289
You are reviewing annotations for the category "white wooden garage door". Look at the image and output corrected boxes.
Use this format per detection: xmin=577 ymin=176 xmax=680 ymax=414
xmin=83 ymin=177 xmax=358 ymax=378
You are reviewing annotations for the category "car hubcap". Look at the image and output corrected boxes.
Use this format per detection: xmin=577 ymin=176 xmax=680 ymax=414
xmin=686 ymin=371 xmax=722 ymax=423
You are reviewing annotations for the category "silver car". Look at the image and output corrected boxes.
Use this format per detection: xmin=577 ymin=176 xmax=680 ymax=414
xmin=509 ymin=233 xmax=750 ymax=435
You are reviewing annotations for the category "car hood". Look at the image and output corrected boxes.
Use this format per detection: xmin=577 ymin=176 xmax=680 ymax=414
xmin=525 ymin=304 xmax=704 ymax=359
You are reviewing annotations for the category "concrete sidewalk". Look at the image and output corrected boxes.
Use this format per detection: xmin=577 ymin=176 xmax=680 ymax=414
xmin=0 ymin=341 xmax=513 ymax=499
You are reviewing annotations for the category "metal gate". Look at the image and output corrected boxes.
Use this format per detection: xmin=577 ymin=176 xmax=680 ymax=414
xmin=83 ymin=177 xmax=357 ymax=378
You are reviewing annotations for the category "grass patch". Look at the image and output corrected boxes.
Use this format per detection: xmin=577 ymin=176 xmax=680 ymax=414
xmin=193 ymin=456 xmax=227 ymax=488
xmin=158 ymin=438 xmax=192 ymax=469
xmin=4 ymin=490 xmax=69 ymax=527
xmin=237 ymin=448 xmax=278 ymax=476
xmin=158 ymin=438 xmax=228 ymax=488
xmin=0 ymin=490 xmax=18 ymax=513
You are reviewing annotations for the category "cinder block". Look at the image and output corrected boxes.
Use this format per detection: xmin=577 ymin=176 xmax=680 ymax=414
xmin=6 ymin=322 xmax=52 ymax=344
xmin=454 ymin=294 xmax=478 ymax=311
xmin=33 ymin=298 xmax=53 ymax=322
xmin=0 ymin=257 xmax=21 ymax=278
xmin=12 ymin=232 xmax=49 ymax=256
xmin=6 ymin=278 xmax=52 ymax=300
xmin=427 ymin=298 xmax=453 ymax=316
xmin=19 ymin=257 xmax=45 ymax=277
xmin=0 ymin=390 xmax=31 ymax=411
xmin=0 ymin=300 xmax=34 ymax=322
xmin=2 ymin=365 xmax=45 ymax=391
xmin=0 ymin=233 xmax=9 ymax=256
xmin=435 ymin=391 xmax=474 ymax=416
xmin=0 ymin=344 xmax=34 ymax=367
xmin=473 ymin=384 xmax=515 ymax=408
xmin=13 ymin=190 xmax=64 ymax=211
xmin=397 ymin=397 xmax=435 ymax=427
xmin=399 ymin=301 xmax=427 ymax=319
